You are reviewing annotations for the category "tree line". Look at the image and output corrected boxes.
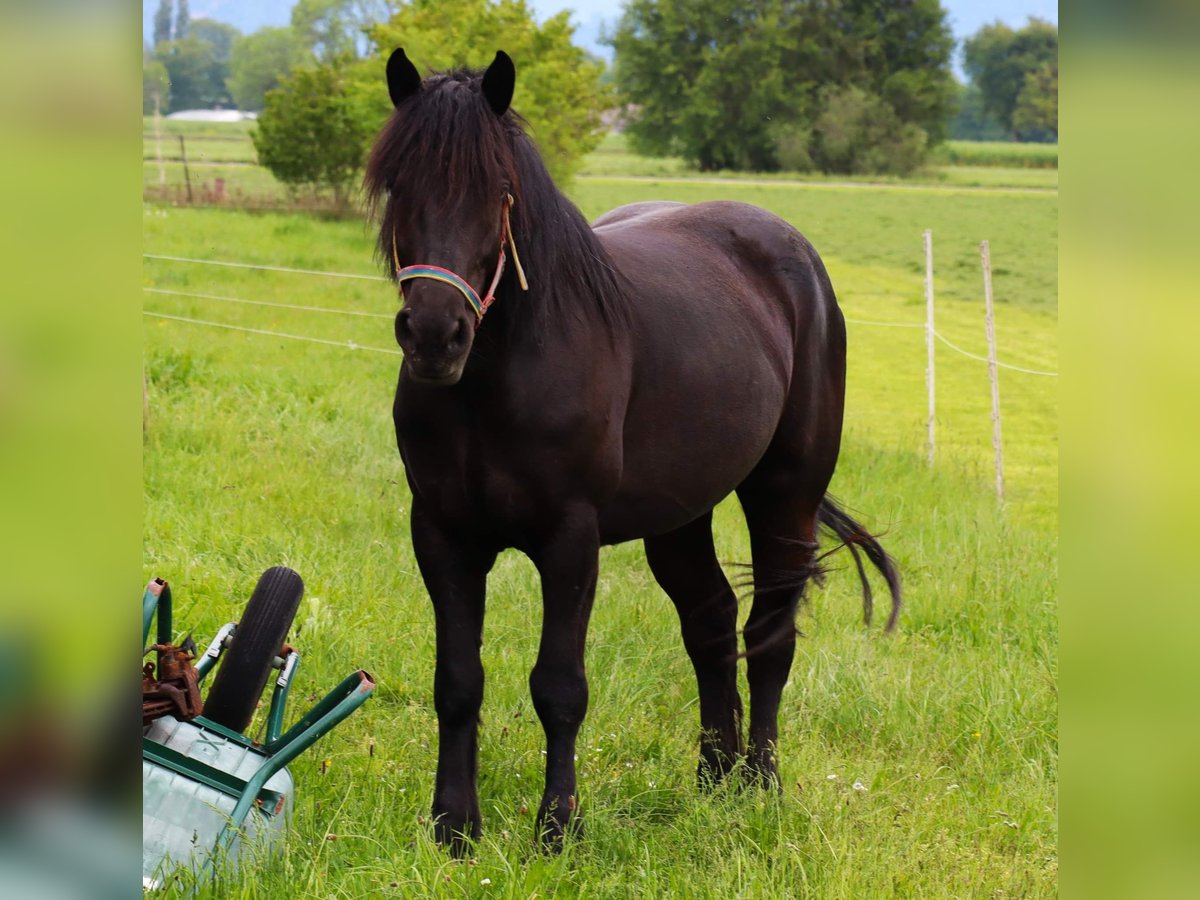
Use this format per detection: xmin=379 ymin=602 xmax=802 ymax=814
xmin=143 ymin=0 xmax=1056 ymax=193
xmin=144 ymin=0 xmax=377 ymax=114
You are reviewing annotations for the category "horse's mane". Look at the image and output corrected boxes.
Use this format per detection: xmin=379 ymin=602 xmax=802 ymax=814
xmin=363 ymin=68 xmax=629 ymax=338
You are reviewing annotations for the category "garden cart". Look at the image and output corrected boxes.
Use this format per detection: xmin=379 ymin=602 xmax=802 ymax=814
xmin=141 ymin=567 xmax=374 ymax=889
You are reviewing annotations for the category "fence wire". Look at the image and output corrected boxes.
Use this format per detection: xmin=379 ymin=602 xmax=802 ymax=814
xmin=144 ymin=287 xmax=393 ymax=320
xmin=144 ymin=253 xmax=1057 ymax=376
xmin=144 ymin=311 xmax=402 ymax=356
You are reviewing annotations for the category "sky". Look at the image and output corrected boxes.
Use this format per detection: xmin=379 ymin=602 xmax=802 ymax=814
xmin=144 ymin=1 xmax=1059 ymax=76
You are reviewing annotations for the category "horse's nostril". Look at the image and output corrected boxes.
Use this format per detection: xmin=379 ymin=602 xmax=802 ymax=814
xmin=451 ymin=318 xmax=469 ymax=347
xmin=395 ymin=309 xmax=413 ymax=345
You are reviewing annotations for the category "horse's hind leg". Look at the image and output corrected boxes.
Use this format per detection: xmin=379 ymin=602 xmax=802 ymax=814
xmin=736 ymin=466 xmax=826 ymax=787
xmin=644 ymin=511 xmax=744 ymax=784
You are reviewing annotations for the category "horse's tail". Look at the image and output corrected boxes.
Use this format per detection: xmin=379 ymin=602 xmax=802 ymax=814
xmin=818 ymin=495 xmax=902 ymax=631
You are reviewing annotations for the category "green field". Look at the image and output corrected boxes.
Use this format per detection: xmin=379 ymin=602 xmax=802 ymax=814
xmin=935 ymin=140 xmax=1058 ymax=169
xmin=143 ymin=135 xmax=259 ymax=164
xmin=142 ymin=121 xmax=1059 ymax=198
xmin=580 ymin=133 xmax=1058 ymax=188
xmin=143 ymin=170 xmax=1057 ymax=895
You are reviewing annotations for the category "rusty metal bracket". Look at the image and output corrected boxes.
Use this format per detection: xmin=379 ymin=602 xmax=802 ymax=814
xmin=143 ymin=641 xmax=203 ymax=726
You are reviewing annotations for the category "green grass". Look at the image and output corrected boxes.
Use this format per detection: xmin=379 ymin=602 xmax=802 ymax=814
xmin=143 ymin=135 xmax=258 ymax=164
xmin=143 ymin=177 xmax=1056 ymax=897
xmin=143 ymin=116 xmax=256 ymax=138
xmin=141 ymin=126 xmax=1059 ymax=199
xmin=144 ymin=161 xmax=283 ymax=201
xmin=932 ymin=165 xmax=1057 ymax=190
xmin=934 ymin=141 xmax=1058 ymax=169
xmin=578 ymin=132 xmax=1057 ymax=189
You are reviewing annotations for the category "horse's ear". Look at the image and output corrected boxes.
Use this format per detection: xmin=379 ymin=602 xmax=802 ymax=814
xmin=387 ymin=47 xmax=421 ymax=107
xmin=481 ymin=50 xmax=515 ymax=116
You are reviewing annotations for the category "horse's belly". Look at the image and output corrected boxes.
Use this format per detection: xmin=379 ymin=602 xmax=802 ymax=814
xmin=599 ymin=374 xmax=786 ymax=543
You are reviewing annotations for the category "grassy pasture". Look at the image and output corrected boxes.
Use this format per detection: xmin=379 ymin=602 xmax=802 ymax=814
xmin=142 ymin=120 xmax=1059 ymax=198
xmin=580 ymin=133 xmax=1058 ymax=189
xmin=143 ymin=136 xmax=259 ymax=164
xmin=144 ymin=117 xmax=255 ymax=138
xmin=934 ymin=141 xmax=1058 ymax=169
xmin=143 ymin=172 xmax=1056 ymax=896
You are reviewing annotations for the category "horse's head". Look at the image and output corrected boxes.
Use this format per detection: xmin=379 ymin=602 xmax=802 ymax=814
xmin=366 ymin=48 xmax=520 ymax=386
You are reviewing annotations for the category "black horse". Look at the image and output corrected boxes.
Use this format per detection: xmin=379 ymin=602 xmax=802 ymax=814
xmin=365 ymin=49 xmax=901 ymax=851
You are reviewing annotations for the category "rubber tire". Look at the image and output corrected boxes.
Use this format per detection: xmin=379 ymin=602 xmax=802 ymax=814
xmin=202 ymin=566 xmax=304 ymax=734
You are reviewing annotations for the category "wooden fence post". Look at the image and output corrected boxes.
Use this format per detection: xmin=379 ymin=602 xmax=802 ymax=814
xmin=980 ymin=240 xmax=1005 ymax=501
xmin=178 ymin=134 xmax=193 ymax=203
xmin=154 ymin=95 xmax=166 ymax=187
xmin=924 ymin=229 xmax=936 ymax=466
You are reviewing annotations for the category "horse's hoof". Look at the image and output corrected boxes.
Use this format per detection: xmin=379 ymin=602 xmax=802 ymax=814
xmin=696 ymin=750 xmax=740 ymax=789
xmin=432 ymin=814 xmax=480 ymax=857
xmin=743 ymin=751 xmax=783 ymax=791
xmin=535 ymin=797 xmax=582 ymax=852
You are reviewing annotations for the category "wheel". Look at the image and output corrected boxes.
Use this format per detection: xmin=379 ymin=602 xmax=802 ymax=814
xmin=202 ymin=566 xmax=304 ymax=734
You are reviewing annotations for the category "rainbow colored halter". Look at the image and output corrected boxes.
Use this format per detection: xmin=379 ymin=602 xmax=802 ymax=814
xmin=392 ymin=194 xmax=528 ymax=321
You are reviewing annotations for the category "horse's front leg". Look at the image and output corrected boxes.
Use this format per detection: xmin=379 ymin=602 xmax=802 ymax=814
xmin=411 ymin=501 xmax=496 ymax=854
xmin=528 ymin=507 xmax=600 ymax=849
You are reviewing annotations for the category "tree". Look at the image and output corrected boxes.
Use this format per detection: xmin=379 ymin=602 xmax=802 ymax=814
xmin=190 ymin=19 xmax=240 ymax=65
xmin=963 ymin=17 xmax=1057 ymax=141
xmin=153 ymin=17 xmax=240 ymax=111
xmin=253 ymin=59 xmax=377 ymax=212
xmin=292 ymin=0 xmax=367 ymax=61
xmin=810 ymin=85 xmax=927 ymax=175
xmin=610 ymin=0 xmax=954 ymax=174
xmin=610 ymin=0 xmax=784 ymax=170
xmin=1012 ymin=61 xmax=1057 ymax=142
xmin=143 ymin=56 xmax=171 ymax=114
xmin=175 ymin=0 xmax=190 ymax=40
xmin=365 ymin=0 xmax=611 ymax=182
xmin=948 ymin=80 xmax=1006 ymax=141
xmin=228 ymin=27 xmax=305 ymax=112
xmin=815 ymin=0 xmax=956 ymax=144
xmin=153 ymin=0 xmax=173 ymax=47
xmin=158 ymin=36 xmax=229 ymax=110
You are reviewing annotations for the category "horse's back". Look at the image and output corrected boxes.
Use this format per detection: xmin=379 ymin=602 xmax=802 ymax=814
xmin=592 ymin=200 xmax=687 ymax=228
xmin=596 ymin=200 xmax=842 ymax=374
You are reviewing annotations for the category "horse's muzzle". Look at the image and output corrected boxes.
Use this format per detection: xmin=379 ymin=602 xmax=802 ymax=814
xmin=395 ymin=308 xmax=473 ymax=385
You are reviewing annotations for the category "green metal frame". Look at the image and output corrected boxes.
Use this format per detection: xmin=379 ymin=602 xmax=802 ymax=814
xmin=142 ymin=581 xmax=172 ymax=647
xmin=145 ymin=582 xmax=305 ymax=750
xmin=142 ymin=578 xmax=375 ymax=880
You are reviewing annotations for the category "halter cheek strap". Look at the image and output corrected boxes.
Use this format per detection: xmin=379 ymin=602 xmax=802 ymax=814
xmin=392 ymin=194 xmax=528 ymax=321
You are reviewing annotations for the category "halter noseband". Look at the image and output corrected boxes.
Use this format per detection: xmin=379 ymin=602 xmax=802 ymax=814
xmin=392 ymin=193 xmax=529 ymax=321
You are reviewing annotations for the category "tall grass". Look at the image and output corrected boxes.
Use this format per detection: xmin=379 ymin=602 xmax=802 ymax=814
xmin=143 ymin=186 xmax=1056 ymax=897
xmin=933 ymin=141 xmax=1058 ymax=169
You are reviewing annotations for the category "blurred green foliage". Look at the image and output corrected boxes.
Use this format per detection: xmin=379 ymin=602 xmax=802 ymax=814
xmin=609 ymin=0 xmax=955 ymax=175
xmin=253 ymin=0 xmax=610 ymax=199
xmin=963 ymin=18 xmax=1058 ymax=142
xmin=808 ymin=85 xmax=929 ymax=176
xmin=291 ymin=0 xmax=372 ymax=61
xmin=189 ymin=18 xmax=239 ymax=65
xmin=254 ymin=60 xmax=377 ymax=212
xmin=366 ymin=0 xmax=611 ymax=183
xmin=156 ymin=36 xmax=232 ymax=112
xmin=948 ymin=80 xmax=1008 ymax=141
xmin=142 ymin=56 xmax=170 ymax=115
xmin=152 ymin=0 xmax=172 ymax=48
xmin=228 ymin=26 xmax=305 ymax=112
xmin=1012 ymin=61 xmax=1058 ymax=142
